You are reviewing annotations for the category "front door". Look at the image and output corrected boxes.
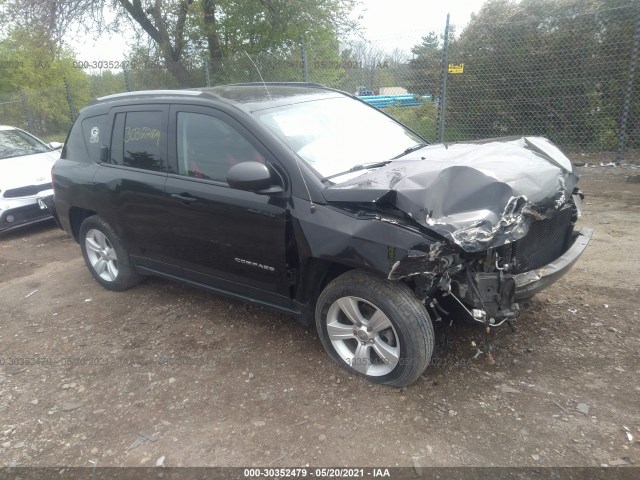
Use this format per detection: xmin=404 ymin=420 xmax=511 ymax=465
xmin=164 ymin=105 xmax=291 ymax=305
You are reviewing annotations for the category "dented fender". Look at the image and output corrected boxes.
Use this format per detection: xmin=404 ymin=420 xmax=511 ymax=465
xmin=387 ymin=241 xmax=458 ymax=281
xmin=291 ymin=200 xmax=447 ymax=280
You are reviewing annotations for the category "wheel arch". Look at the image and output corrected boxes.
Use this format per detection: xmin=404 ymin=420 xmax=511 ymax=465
xmin=295 ymin=257 xmax=410 ymax=324
xmin=69 ymin=207 xmax=97 ymax=242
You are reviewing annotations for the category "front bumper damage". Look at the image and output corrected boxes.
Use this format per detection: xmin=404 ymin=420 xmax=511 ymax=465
xmin=386 ymin=225 xmax=593 ymax=328
xmin=513 ymin=227 xmax=592 ymax=301
xmin=388 ymin=227 xmax=593 ymax=327
xmin=447 ymin=226 xmax=593 ymax=326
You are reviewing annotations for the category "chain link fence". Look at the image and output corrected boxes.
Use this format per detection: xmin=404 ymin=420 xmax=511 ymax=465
xmin=443 ymin=0 xmax=640 ymax=162
xmin=2 ymin=0 xmax=638 ymax=160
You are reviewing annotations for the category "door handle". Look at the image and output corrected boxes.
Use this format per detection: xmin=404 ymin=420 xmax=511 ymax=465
xmin=171 ymin=193 xmax=198 ymax=204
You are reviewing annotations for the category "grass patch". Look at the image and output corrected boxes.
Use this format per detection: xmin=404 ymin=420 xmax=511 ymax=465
xmin=382 ymin=103 xmax=466 ymax=144
xmin=383 ymin=103 xmax=438 ymax=143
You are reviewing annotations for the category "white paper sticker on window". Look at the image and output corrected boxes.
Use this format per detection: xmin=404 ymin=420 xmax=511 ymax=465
xmin=90 ymin=127 xmax=99 ymax=143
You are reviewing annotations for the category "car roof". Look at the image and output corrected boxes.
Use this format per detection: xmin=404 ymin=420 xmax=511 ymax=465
xmin=0 ymin=125 xmax=19 ymax=131
xmin=94 ymin=83 xmax=347 ymax=112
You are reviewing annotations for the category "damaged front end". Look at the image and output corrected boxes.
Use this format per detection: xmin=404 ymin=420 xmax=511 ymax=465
xmin=325 ymin=136 xmax=593 ymax=329
xmin=449 ymin=191 xmax=587 ymax=327
xmin=387 ymin=239 xmax=523 ymax=328
xmin=388 ymin=196 xmax=591 ymax=328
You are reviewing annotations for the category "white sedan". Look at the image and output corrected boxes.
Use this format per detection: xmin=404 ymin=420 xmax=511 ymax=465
xmin=0 ymin=125 xmax=62 ymax=234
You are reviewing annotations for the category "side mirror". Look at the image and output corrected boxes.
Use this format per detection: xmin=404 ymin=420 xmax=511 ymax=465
xmin=227 ymin=162 xmax=282 ymax=194
xmin=49 ymin=142 xmax=63 ymax=150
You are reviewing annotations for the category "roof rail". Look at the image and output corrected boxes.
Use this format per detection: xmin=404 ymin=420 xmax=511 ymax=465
xmin=225 ymin=82 xmax=328 ymax=89
xmin=95 ymin=89 xmax=201 ymax=102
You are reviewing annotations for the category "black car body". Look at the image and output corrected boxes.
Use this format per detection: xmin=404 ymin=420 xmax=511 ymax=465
xmin=52 ymin=84 xmax=592 ymax=386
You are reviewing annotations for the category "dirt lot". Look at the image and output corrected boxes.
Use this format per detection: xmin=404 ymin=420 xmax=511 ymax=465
xmin=1 ymin=165 xmax=639 ymax=468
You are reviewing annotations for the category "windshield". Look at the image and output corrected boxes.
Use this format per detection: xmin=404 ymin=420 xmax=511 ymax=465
xmin=0 ymin=129 xmax=50 ymax=160
xmin=255 ymin=97 xmax=424 ymax=178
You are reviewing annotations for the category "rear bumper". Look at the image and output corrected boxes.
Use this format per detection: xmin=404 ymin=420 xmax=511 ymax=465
xmin=514 ymin=227 xmax=593 ymax=300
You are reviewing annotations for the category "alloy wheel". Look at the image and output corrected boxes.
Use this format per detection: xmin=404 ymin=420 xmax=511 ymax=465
xmin=84 ymin=228 xmax=119 ymax=282
xmin=326 ymin=296 xmax=400 ymax=376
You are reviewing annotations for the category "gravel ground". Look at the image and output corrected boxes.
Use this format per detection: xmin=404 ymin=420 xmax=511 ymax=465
xmin=0 ymin=165 xmax=639 ymax=468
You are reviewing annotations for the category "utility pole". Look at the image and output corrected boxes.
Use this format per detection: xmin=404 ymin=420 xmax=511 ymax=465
xmin=204 ymin=58 xmax=211 ymax=87
xmin=301 ymin=37 xmax=309 ymax=82
xmin=64 ymin=77 xmax=76 ymax=122
xmin=437 ymin=13 xmax=451 ymax=143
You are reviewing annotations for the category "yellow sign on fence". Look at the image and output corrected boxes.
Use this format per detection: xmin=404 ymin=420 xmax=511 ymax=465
xmin=448 ymin=63 xmax=464 ymax=74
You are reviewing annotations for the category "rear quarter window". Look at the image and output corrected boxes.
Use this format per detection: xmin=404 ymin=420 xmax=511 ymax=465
xmin=61 ymin=113 xmax=107 ymax=163
xmin=81 ymin=114 xmax=108 ymax=163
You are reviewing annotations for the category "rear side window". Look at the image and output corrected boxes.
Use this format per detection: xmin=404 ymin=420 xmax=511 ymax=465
xmin=110 ymin=110 xmax=166 ymax=172
xmin=81 ymin=114 xmax=107 ymax=163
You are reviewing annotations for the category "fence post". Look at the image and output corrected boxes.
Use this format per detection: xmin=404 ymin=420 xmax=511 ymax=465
xmin=19 ymin=90 xmax=33 ymax=133
xmin=204 ymin=59 xmax=211 ymax=87
xmin=616 ymin=7 xmax=640 ymax=165
xmin=123 ymin=65 xmax=132 ymax=92
xmin=63 ymin=77 xmax=76 ymax=123
xmin=437 ymin=13 xmax=450 ymax=143
xmin=300 ymin=37 xmax=309 ymax=82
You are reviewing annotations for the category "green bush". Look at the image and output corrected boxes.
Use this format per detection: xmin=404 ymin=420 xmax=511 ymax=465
xmin=383 ymin=103 xmax=438 ymax=142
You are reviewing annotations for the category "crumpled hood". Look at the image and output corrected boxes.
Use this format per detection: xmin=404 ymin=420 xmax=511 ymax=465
xmin=323 ymin=136 xmax=580 ymax=252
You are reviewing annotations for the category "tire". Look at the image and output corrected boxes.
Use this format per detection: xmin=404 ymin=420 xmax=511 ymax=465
xmin=315 ymin=270 xmax=434 ymax=387
xmin=79 ymin=215 xmax=142 ymax=291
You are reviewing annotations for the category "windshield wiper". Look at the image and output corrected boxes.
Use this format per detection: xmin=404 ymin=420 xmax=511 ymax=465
xmin=392 ymin=142 xmax=429 ymax=159
xmin=323 ymin=160 xmax=393 ymax=181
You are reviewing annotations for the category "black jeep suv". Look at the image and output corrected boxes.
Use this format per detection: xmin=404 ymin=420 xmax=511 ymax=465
xmin=52 ymin=83 xmax=592 ymax=387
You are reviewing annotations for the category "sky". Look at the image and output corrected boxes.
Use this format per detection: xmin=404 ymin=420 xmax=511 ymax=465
xmin=350 ymin=0 xmax=486 ymax=52
xmin=69 ymin=0 xmax=487 ymax=62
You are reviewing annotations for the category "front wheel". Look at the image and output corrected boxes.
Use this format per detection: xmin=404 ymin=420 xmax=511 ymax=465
xmin=315 ymin=270 xmax=434 ymax=387
xmin=79 ymin=216 xmax=142 ymax=291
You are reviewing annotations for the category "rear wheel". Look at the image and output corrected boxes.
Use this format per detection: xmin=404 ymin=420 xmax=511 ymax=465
xmin=79 ymin=216 xmax=141 ymax=291
xmin=315 ymin=270 xmax=434 ymax=387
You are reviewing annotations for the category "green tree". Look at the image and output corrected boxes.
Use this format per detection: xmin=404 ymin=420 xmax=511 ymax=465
xmin=403 ymin=25 xmax=455 ymax=98
xmin=443 ymin=0 xmax=639 ymax=149
xmin=2 ymin=1 xmax=360 ymax=86
xmin=405 ymin=32 xmax=442 ymax=97
xmin=88 ymin=70 xmax=128 ymax=98
xmin=0 ymin=27 xmax=91 ymax=136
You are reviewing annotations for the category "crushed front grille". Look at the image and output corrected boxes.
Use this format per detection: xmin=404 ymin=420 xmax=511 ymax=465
xmin=511 ymin=205 xmax=574 ymax=273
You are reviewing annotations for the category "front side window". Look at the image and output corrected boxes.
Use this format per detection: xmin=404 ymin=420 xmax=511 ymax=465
xmin=110 ymin=111 xmax=166 ymax=172
xmin=176 ymin=112 xmax=264 ymax=183
xmin=0 ymin=129 xmax=50 ymax=160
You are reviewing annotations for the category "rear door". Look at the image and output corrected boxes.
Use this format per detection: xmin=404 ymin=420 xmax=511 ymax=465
xmin=164 ymin=105 xmax=291 ymax=304
xmin=91 ymin=105 xmax=178 ymax=273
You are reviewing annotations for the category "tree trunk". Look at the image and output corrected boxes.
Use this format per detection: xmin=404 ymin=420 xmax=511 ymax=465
xmin=202 ymin=0 xmax=223 ymax=62
xmin=118 ymin=0 xmax=196 ymax=87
